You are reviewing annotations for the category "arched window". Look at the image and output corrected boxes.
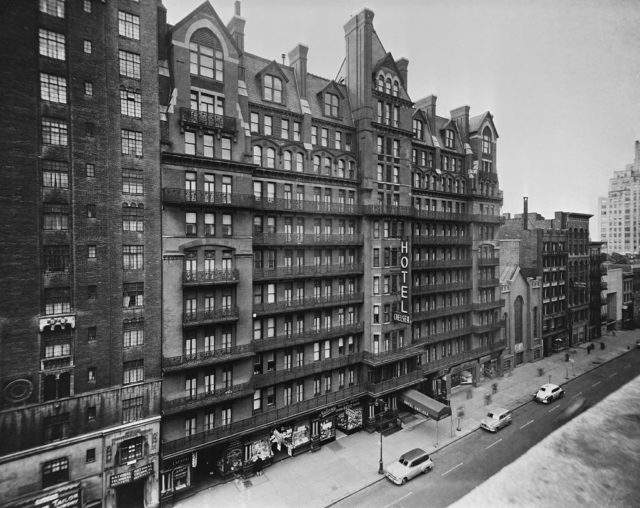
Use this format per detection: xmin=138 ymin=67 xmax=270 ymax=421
xmin=266 ymin=147 xmax=275 ymax=168
xmin=189 ymin=29 xmax=224 ymax=81
xmin=264 ymin=75 xmax=283 ymax=103
xmin=338 ymin=159 xmax=345 ymax=178
xmin=393 ymin=80 xmax=399 ymax=96
xmin=482 ymin=127 xmax=492 ymax=155
xmin=385 ymin=78 xmax=392 ymax=94
xmin=283 ymin=151 xmax=292 ymax=170
xmin=295 ymin=153 xmax=303 ymax=172
xmin=377 ymin=75 xmax=385 ymax=92
xmin=514 ymin=296 xmax=524 ymax=344
xmin=313 ymin=155 xmax=321 ymax=173
xmin=253 ymin=145 xmax=262 ymax=166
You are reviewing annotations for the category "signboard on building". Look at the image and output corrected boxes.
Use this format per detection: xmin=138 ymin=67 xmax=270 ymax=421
xmin=393 ymin=240 xmax=411 ymax=324
xmin=33 ymin=485 xmax=80 ymax=508
xmin=110 ymin=463 xmax=155 ymax=487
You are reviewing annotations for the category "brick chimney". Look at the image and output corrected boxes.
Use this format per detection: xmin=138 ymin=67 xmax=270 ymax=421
xmin=451 ymin=105 xmax=470 ymax=141
xmin=635 ymin=140 xmax=640 ymax=163
xmin=523 ymin=197 xmax=529 ymax=230
xmin=416 ymin=95 xmax=437 ymax=133
xmin=396 ymin=58 xmax=408 ymax=90
xmin=344 ymin=9 xmax=375 ymax=115
xmin=288 ymin=44 xmax=308 ymax=99
xmin=227 ymin=1 xmax=245 ymax=53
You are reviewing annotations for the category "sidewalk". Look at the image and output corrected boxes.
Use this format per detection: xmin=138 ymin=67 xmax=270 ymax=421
xmin=175 ymin=330 xmax=639 ymax=508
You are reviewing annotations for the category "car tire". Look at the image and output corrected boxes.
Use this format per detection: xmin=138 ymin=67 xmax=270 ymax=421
xmin=402 ymin=478 xmax=407 ymax=485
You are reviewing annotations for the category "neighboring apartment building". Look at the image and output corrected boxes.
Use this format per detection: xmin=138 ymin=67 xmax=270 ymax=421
xmin=499 ymin=263 xmax=543 ymax=369
xmin=598 ymin=141 xmax=640 ymax=254
xmin=0 ymin=1 xmax=163 ymax=507
xmin=157 ymin=2 xmax=505 ymax=499
xmin=500 ymin=200 xmax=569 ymax=356
xmin=588 ymin=242 xmax=605 ymax=339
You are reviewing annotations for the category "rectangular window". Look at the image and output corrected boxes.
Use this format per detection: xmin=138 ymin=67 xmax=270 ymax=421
xmin=122 ymin=204 xmax=144 ymax=232
xmin=83 ymin=0 xmax=91 ymax=13
xmin=184 ymin=131 xmax=196 ymax=155
xmin=321 ymin=128 xmax=328 ymax=147
xmin=40 ymin=0 xmax=65 ymax=18
xmin=118 ymin=11 xmax=140 ymax=40
xmin=281 ymin=119 xmax=289 ymax=139
xmin=120 ymin=89 xmax=141 ymax=118
xmin=86 ymin=448 xmax=96 ymax=463
xmin=222 ymin=214 xmax=232 ymax=237
xmin=119 ymin=437 xmax=144 ymax=463
xmin=264 ymin=115 xmax=273 ymax=136
xmin=83 ymin=40 xmax=92 ymax=54
xmin=42 ymin=118 xmax=68 ymax=146
xmin=43 ymin=204 xmax=69 ymax=230
xmin=253 ymin=389 xmax=262 ymax=411
xmin=119 ymin=50 xmax=140 ymax=79
xmin=86 ymin=163 xmax=95 ymax=177
xmin=39 ymin=29 xmax=65 ymax=60
xmin=250 ymin=112 xmax=259 ymax=133
xmin=293 ymin=121 xmax=301 ymax=141
xmin=221 ymin=137 xmax=231 ymax=160
xmin=123 ymin=168 xmax=143 ymax=195
xmin=40 ymin=73 xmax=67 ymax=104
xmin=121 ymin=130 xmax=142 ymax=157
xmin=42 ymin=160 xmax=68 ymax=188
xmin=43 ymin=245 xmax=70 ymax=272
xmin=123 ymin=359 xmax=144 ymax=385
xmin=84 ymin=81 xmax=93 ymax=95
xmin=123 ymin=282 xmax=144 ymax=308
xmin=42 ymin=457 xmax=69 ymax=489
xmin=123 ymin=320 xmax=144 ymax=347
xmin=123 ymin=245 xmax=144 ymax=270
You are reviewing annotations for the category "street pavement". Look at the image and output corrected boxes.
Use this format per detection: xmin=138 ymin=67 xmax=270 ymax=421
xmin=174 ymin=330 xmax=639 ymax=508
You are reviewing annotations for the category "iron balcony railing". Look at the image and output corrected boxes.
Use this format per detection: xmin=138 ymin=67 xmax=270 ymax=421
xmin=412 ymin=304 xmax=474 ymax=321
xmin=253 ymin=198 xmax=362 ymax=215
xmin=253 ymin=353 xmax=364 ymax=388
xmin=252 ymin=233 xmax=363 ymax=246
xmin=412 ymin=259 xmax=472 ymax=269
xmin=472 ymin=300 xmax=506 ymax=311
xmin=163 ymin=381 xmax=253 ymax=415
xmin=183 ymin=307 xmax=239 ymax=326
xmin=471 ymin=320 xmax=506 ymax=334
xmin=252 ymin=323 xmax=364 ymax=352
xmin=179 ymin=107 xmax=237 ymax=133
xmin=412 ymin=281 xmax=473 ymax=296
xmin=412 ymin=236 xmax=473 ymax=246
xmin=363 ymin=204 xmax=414 ymax=217
xmin=413 ymin=326 xmax=475 ymax=346
xmin=163 ymin=343 xmax=254 ymax=372
xmin=412 ymin=210 xmax=475 ymax=222
xmin=422 ymin=341 xmax=507 ymax=374
xmin=183 ymin=269 xmax=240 ymax=285
xmin=361 ymin=346 xmax=423 ymax=366
xmin=253 ymin=293 xmax=364 ymax=315
xmin=161 ymin=384 xmax=367 ymax=457
xmin=253 ymin=263 xmax=363 ymax=280
xmin=477 ymin=278 xmax=500 ymax=287
xmin=478 ymin=257 xmax=500 ymax=266
xmin=365 ymin=370 xmax=423 ymax=396
xmin=163 ymin=188 xmax=254 ymax=208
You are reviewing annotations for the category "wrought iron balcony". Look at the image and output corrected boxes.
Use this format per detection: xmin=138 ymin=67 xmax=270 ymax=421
xmin=363 ymin=204 xmax=414 ymax=217
xmin=412 ymin=235 xmax=473 ymax=246
xmin=412 ymin=281 xmax=473 ymax=296
xmin=163 ymin=344 xmax=253 ymax=372
xmin=478 ymin=257 xmax=500 ymax=266
xmin=412 ymin=303 xmax=473 ymax=321
xmin=365 ymin=370 xmax=423 ymax=396
xmin=163 ymin=188 xmax=254 ymax=208
xmin=412 ymin=326 xmax=476 ymax=345
xmin=478 ymin=278 xmax=500 ymax=287
xmin=253 ymin=197 xmax=362 ymax=215
xmin=253 ymin=293 xmax=363 ymax=315
xmin=253 ymin=353 xmax=363 ymax=388
xmin=41 ymin=356 xmax=73 ymax=371
xmin=412 ymin=259 xmax=473 ymax=270
xmin=422 ymin=341 xmax=507 ymax=374
xmin=412 ymin=210 xmax=475 ymax=222
xmin=179 ymin=107 xmax=237 ymax=134
xmin=183 ymin=307 xmax=239 ymax=326
xmin=472 ymin=299 xmax=506 ymax=311
xmin=253 ymin=263 xmax=363 ymax=281
xmin=252 ymin=233 xmax=363 ymax=246
xmin=183 ymin=269 xmax=240 ymax=285
xmin=163 ymin=381 xmax=253 ymax=415
xmin=161 ymin=384 xmax=367 ymax=457
xmin=361 ymin=346 xmax=423 ymax=366
xmin=471 ymin=320 xmax=506 ymax=334
xmin=252 ymin=323 xmax=364 ymax=352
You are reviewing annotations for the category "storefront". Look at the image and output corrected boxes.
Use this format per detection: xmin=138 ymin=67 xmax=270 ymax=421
xmin=335 ymin=403 xmax=363 ymax=434
xmin=160 ymin=455 xmax=191 ymax=497
xmin=110 ymin=462 xmax=155 ymax=508
xmin=9 ymin=483 xmax=81 ymax=508
xmin=313 ymin=408 xmax=336 ymax=444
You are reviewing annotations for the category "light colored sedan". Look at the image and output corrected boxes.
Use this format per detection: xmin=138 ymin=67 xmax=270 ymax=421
xmin=480 ymin=407 xmax=512 ymax=432
xmin=534 ymin=383 xmax=564 ymax=404
xmin=384 ymin=448 xmax=433 ymax=485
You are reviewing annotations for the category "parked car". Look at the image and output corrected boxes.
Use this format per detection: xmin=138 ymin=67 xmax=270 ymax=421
xmin=384 ymin=448 xmax=433 ymax=485
xmin=480 ymin=407 xmax=512 ymax=432
xmin=534 ymin=383 xmax=564 ymax=404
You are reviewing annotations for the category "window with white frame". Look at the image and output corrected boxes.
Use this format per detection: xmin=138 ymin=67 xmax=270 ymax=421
xmin=42 ymin=118 xmax=68 ymax=146
xmin=40 ymin=73 xmax=67 ymax=104
xmin=324 ymin=93 xmax=339 ymax=117
xmin=123 ymin=245 xmax=143 ymax=270
xmin=42 ymin=160 xmax=68 ymax=188
xmin=121 ymin=130 xmax=142 ymax=156
xmin=40 ymin=0 xmax=65 ymax=18
xmin=120 ymin=89 xmax=141 ymax=118
xmin=118 ymin=11 xmax=140 ymax=40
xmin=123 ymin=359 xmax=144 ymax=384
xmin=118 ymin=50 xmax=140 ymax=79
xmin=39 ymin=29 xmax=65 ymax=60
xmin=42 ymin=457 xmax=69 ymax=489
xmin=123 ymin=320 xmax=144 ymax=347
xmin=264 ymin=75 xmax=283 ymax=103
xmin=189 ymin=33 xmax=223 ymax=81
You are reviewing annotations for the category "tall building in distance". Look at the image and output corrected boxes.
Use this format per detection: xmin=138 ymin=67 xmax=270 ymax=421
xmin=599 ymin=141 xmax=640 ymax=254
xmin=157 ymin=2 xmax=504 ymax=499
xmin=0 ymin=1 xmax=164 ymax=507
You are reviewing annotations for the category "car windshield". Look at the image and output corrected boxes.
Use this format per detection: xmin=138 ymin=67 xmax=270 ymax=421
xmin=399 ymin=459 xmax=410 ymax=466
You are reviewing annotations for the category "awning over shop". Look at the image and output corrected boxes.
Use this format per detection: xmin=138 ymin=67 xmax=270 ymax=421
xmin=400 ymin=389 xmax=452 ymax=421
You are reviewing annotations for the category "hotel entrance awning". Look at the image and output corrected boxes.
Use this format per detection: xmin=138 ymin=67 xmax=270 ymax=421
xmin=400 ymin=389 xmax=452 ymax=421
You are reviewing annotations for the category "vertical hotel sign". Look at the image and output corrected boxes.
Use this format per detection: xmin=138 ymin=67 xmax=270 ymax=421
xmin=393 ymin=240 xmax=411 ymax=324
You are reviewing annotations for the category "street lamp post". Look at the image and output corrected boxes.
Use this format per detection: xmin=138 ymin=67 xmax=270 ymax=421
xmin=375 ymin=398 xmax=386 ymax=474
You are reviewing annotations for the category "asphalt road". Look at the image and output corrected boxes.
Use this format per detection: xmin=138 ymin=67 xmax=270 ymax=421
xmin=332 ymin=349 xmax=640 ymax=508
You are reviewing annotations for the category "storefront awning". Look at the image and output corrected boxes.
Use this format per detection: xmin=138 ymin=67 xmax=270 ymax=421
xmin=400 ymin=389 xmax=452 ymax=421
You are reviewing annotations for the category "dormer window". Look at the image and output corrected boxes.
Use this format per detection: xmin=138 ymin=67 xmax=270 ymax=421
xmin=189 ymin=29 xmax=223 ymax=81
xmin=324 ymin=92 xmax=339 ymax=117
xmin=264 ymin=75 xmax=282 ymax=103
xmin=385 ymin=78 xmax=392 ymax=95
xmin=445 ymin=129 xmax=454 ymax=149
xmin=413 ymin=119 xmax=424 ymax=140
xmin=377 ymin=75 xmax=385 ymax=92
xmin=482 ymin=127 xmax=492 ymax=154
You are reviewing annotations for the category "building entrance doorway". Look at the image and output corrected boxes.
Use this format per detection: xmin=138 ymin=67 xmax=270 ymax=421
xmin=116 ymin=478 xmax=145 ymax=508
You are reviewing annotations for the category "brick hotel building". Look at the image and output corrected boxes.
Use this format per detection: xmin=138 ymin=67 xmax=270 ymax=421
xmin=0 ymin=1 xmax=505 ymax=506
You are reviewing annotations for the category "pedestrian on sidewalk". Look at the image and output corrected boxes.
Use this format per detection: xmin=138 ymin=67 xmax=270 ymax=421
xmin=492 ymin=383 xmax=498 ymax=394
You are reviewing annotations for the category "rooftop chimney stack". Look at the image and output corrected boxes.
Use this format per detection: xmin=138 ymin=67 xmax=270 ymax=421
xmin=451 ymin=105 xmax=470 ymax=141
xmin=227 ymin=1 xmax=245 ymax=52
xmin=523 ymin=197 xmax=529 ymax=230
xmin=635 ymin=140 xmax=640 ymax=163
xmin=288 ymin=44 xmax=308 ymax=99
xmin=416 ymin=95 xmax=437 ymax=134
xmin=396 ymin=58 xmax=408 ymax=90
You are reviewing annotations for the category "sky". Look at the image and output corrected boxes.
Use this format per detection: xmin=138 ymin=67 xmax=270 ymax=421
xmin=163 ymin=0 xmax=640 ymax=238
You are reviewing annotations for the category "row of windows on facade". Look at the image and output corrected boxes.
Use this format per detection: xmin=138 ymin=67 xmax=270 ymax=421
xmin=251 ymin=145 xmax=356 ymax=177
xmin=252 ymin=280 xmax=357 ymax=305
xmin=41 ymin=284 xmax=146 ymax=313
xmin=252 ymin=181 xmax=357 ymax=205
xmin=42 ymin=162 xmax=144 ymax=194
xmin=253 ymin=248 xmax=357 ymax=270
xmin=249 ymin=112 xmax=352 ymax=148
xmin=412 ymin=119 xmax=494 ymax=158
xmin=410 ymin=173 xmax=467 ymax=195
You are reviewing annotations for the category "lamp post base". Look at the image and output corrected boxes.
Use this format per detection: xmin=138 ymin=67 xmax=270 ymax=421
xmin=378 ymin=461 xmax=384 ymax=475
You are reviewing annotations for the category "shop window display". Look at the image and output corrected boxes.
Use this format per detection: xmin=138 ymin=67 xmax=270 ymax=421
xmin=336 ymin=404 xmax=363 ymax=433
